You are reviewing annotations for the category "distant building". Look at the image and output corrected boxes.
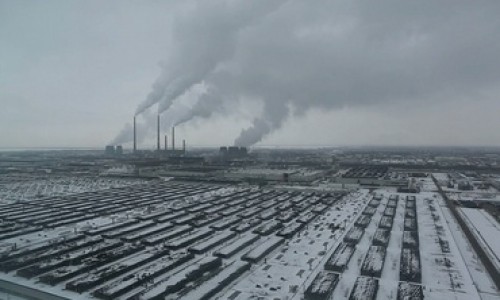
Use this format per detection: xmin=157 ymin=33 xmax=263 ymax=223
xmin=220 ymin=146 xmax=248 ymax=159
xmin=458 ymin=180 xmax=473 ymax=191
xmin=336 ymin=167 xmax=407 ymax=187
xmin=105 ymin=145 xmax=115 ymax=156
xmin=115 ymin=145 xmax=123 ymax=155
xmin=398 ymin=178 xmax=420 ymax=193
xmin=105 ymin=145 xmax=123 ymax=156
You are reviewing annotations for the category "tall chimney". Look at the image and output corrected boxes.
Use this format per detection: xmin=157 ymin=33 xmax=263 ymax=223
xmin=157 ymin=114 xmax=160 ymax=151
xmin=172 ymin=127 xmax=175 ymax=151
xmin=164 ymin=135 xmax=168 ymax=151
xmin=133 ymin=116 xmax=137 ymax=153
xmin=183 ymin=139 xmax=186 ymax=152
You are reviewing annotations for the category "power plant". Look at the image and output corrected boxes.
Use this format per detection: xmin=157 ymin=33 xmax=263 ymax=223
xmin=219 ymin=146 xmax=248 ymax=159
xmin=106 ymin=116 xmax=187 ymax=157
xmin=106 ymin=115 xmax=254 ymax=164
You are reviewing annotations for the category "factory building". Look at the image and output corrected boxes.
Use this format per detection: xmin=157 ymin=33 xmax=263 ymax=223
xmin=105 ymin=145 xmax=123 ymax=156
xmin=129 ymin=115 xmax=186 ymax=157
xmin=115 ymin=145 xmax=123 ymax=155
xmin=220 ymin=146 xmax=248 ymax=159
xmin=105 ymin=145 xmax=115 ymax=156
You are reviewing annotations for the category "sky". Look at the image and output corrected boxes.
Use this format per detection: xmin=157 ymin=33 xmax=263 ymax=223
xmin=1 ymin=0 xmax=500 ymax=149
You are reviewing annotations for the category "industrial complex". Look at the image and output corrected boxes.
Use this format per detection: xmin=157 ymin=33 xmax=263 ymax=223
xmin=3 ymin=0 xmax=499 ymax=299
xmin=0 ymin=146 xmax=499 ymax=300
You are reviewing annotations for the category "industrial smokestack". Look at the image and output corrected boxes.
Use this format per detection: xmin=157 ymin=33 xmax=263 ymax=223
xmin=157 ymin=114 xmax=160 ymax=151
xmin=164 ymin=135 xmax=168 ymax=151
xmin=183 ymin=139 xmax=186 ymax=152
xmin=133 ymin=116 xmax=137 ymax=153
xmin=172 ymin=127 xmax=175 ymax=151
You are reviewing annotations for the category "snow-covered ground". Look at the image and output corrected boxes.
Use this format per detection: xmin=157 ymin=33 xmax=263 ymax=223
xmin=442 ymin=205 xmax=500 ymax=299
xmin=0 ymin=179 xmax=498 ymax=300
xmin=224 ymin=190 xmax=370 ymax=299
xmin=448 ymin=191 xmax=500 ymax=203
xmin=417 ymin=192 xmax=481 ymax=299
xmin=459 ymin=208 xmax=500 ymax=271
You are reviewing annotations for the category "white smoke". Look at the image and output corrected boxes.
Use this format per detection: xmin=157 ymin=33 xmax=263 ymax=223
xmin=120 ymin=0 xmax=500 ymax=147
xmin=134 ymin=0 xmax=288 ymax=117
xmin=234 ymin=100 xmax=289 ymax=147
xmin=171 ymin=86 xmax=224 ymax=127
xmin=111 ymin=86 xmax=201 ymax=146
xmin=111 ymin=110 xmax=157 ymax=146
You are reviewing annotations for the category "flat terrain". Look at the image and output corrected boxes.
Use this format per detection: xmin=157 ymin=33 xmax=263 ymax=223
xmin=0 ymin=180 xmax=498 ymax=300
xmin=460 ymin=208 xmax=500 ymax=271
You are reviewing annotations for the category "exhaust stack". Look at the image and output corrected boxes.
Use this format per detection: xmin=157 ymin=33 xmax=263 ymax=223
xmin=164 ymin=135 xmax=168 ymax=151
xmin=157 ymin=114 xmax=160 ymax=151
xmin=133 ymin=116 xmax=137 ymax=153
xmin=183 ymin=139 xmax=186 ymax=152
xmin=172 ymin=127 xmax=175 ymax=151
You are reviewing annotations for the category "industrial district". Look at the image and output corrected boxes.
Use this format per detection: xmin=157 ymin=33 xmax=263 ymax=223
xmin=0 ymin=118 xmax=499 ymax=300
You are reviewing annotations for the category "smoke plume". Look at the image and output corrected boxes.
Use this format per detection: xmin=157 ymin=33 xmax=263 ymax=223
xmin=122 ymin=0 xmax=500 ymax=147
xmin=171 ymin=87 xmax=224 ymax=127
xmin=234 ymin=100 xmax=289 ymax=147
xmin=111 ymin=110 xmax=159 ymax=146
xmin=134 ymin=0 xmax=288 ymax=117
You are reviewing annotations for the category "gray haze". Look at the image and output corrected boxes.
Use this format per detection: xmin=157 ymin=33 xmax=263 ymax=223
xmin=1 ymin=1 xmax=500 ymax=148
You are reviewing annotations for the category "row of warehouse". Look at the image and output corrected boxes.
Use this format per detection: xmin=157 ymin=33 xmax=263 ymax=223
xmin=304 ymin=193 xmax=424 ymax=300
xmin=0 ymin=182 xmax=346 ymax=300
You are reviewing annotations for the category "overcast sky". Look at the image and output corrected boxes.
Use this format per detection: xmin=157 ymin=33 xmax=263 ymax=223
xmin=1 ymin=0 xmax=500 ymax=149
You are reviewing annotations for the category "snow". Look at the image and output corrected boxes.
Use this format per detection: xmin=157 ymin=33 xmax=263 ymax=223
xmin=242 ymin=236 xmax=284 ymax=263
xmin=122 ymin=222 xmax=174 ymax=242
xmin=448 ymin=191 xmax=500 ymax=203
xmin=253 ymin=220 xmax=282 ymax=236
xmin=349 ymin=276 xmax=378 ymax=300
xmin=215 ymin=233 xmax=260 ymax=258
xmin=165 ymin=228 xmax=213 ymax=249
xmin=133 ymin=256 xmax=221 ymax=299
xmin=325 ymin=243 xmax=355 ymax=272
xmin=226 ymin=189 xmax=371 ymax=299
xmin=441 ymin=205 xmax=500 ymax=298
xmin=0 ymin=179 xmax=498 ymax=300
xmin=417 ymin=189 xmax=482 ymax=299
xmin=84 ymin=219 xmax=139 ymax=236
xmin=360 ymin=246 xmax=386 ymax=277
xmin=20 ymin=240 xmax=122 ymax=278
xmin=0 ymin=177 xmax=147 ymax=204
xmin=210 ymin=216 xmax=241 ymax=231
xmin=143 ymin=225 xmax=192 ymax=245
xmin=66 ymin=246 xmax=170 ymax=292
xmin=373 ymin=228 xmax=390 ymax=247
xmin=180 ymin=260 xmax=250 ymax=300
xmin=459 ymin=208 xmax=500 ymax=271
xmin=305 ymin=271 xmax=339 ymax=296
xmin=188 ymin=230 xmax=236 ymax=254
xmin=231 ymin=218 xmax=261 ymax=233
xmin=344 ymin=226 xmax=364 ymax=243
xmin=94 ymin=251 xmax=193 ymax=298
xmin=101 ymin=220 xmax=155 ymax=239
